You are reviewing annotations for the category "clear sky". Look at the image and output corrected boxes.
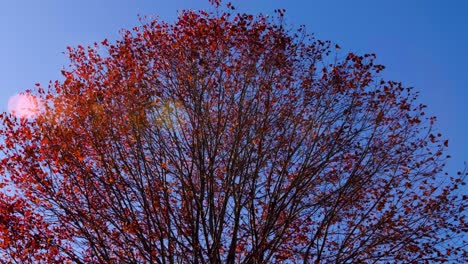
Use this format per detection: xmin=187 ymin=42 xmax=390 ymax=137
xmin=1 ymin=0 xmax=467 ymax=175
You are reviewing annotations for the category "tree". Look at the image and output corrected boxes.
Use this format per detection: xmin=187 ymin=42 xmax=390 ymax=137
xmin=0 ymin=3 xmax=466 ymax=263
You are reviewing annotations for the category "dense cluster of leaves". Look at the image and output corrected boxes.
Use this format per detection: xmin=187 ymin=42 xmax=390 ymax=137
xmin=0 ymin=3 xmax=466 ymax=263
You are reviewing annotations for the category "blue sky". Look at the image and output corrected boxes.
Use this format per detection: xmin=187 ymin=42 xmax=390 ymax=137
xmin=1 ymin=0 xmax=467 ymax=175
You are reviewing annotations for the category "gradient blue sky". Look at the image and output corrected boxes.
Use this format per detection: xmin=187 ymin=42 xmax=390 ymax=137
xmin=1 ymin=0 xmax=467 ymax=175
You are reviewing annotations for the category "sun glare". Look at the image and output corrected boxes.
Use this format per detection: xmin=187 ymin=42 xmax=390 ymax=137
xmin=7 ymin=93 xmax=41 ymax=119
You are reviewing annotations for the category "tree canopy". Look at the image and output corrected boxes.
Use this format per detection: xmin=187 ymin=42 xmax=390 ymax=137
xmin=0 ymin=3 xmax=466 ymax=263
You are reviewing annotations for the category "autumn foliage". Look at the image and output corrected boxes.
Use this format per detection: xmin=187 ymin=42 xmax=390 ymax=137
xmin=0 ymin=3 xmax=466 ymax=263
